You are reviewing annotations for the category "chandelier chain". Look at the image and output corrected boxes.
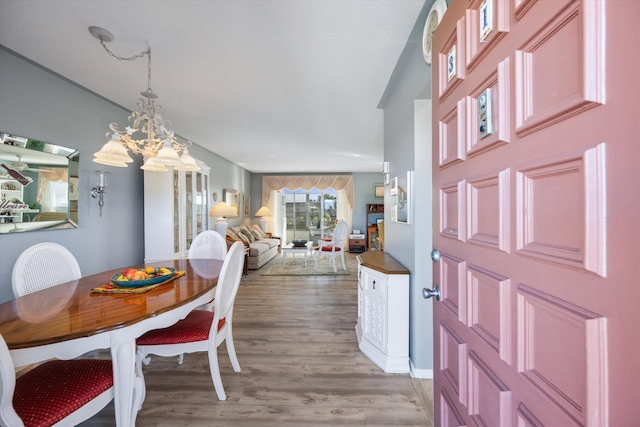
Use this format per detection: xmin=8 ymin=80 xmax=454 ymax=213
xmin=99 ymin=40 xmax=153 ymax=91
xmin=98 ymin=39 xmax=149 ymax=62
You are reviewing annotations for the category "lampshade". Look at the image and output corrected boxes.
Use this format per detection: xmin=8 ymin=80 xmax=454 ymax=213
xmin=254 ymin=206 xmax=273 ymax=217
xmin=93 ymin=135 xmax=134 ymax=167
xmin=154 ymin=140 xmax=183 ymax=166
xmin=173 ymin=149 xmax=200 ymax=171
xmin=209 ymin=201 xmax=238 ymax=218
xmin=140 ymin=156 xmax=168 ymax=171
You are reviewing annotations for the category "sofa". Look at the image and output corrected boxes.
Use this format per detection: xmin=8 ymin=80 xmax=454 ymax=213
xmin=226 ymin=224 xmax=280 ymax=270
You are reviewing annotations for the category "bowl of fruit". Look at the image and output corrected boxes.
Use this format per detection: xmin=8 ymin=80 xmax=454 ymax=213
xmin=111 ymin=267 xmax=176 ymax=288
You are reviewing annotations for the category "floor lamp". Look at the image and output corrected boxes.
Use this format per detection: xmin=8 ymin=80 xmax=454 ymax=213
xmin=254 ymin=206 xmax=273 ymax=232
xmin=209 ymin=201 xmax=238 ymax=238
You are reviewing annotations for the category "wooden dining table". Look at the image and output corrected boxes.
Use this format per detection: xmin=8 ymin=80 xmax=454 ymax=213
xmin=0 ymin=258 xmax=222 ymax=427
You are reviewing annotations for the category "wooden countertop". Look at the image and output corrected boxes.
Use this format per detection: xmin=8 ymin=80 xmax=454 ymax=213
xmin=356 ymin=251 xmax=409 ymax=275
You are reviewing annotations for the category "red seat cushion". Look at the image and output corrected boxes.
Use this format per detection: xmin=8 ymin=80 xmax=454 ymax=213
xmin=136 ymin=309 xmax=226 ymax=346
xmin=314 ymin=245 xmax=342 ymax=252
xmin=13 ymin=359 xmax=113 ymax=427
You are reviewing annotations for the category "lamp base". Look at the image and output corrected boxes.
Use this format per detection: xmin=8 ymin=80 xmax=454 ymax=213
xmin=259 ymin=217 xmax=268 ymax=233
xmin=214 ymin=218 xmax=228 ymax=238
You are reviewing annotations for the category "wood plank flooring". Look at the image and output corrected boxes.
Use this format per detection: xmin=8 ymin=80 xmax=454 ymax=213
xmin=82 ymin=252 xmax=433 ymax=426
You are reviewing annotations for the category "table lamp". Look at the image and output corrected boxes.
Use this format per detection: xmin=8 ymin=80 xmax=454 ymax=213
xmin=209 ymin=201 xmax=238 ymax=237
xmin=254 ymin=206 xmax=273 ymax=232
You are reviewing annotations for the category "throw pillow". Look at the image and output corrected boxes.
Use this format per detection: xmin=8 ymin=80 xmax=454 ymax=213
xmin=249 ymin=228 xmax=264 ymax=240
xmin=250 ymin=224 xmax=269 ymax=239
xmin=238 ymin=225 xmax=256 ymax=243
xmin=231 ymin=227 xmax=250 ymax=246
xmin=227 ymin=226 xmax=240 ymax=241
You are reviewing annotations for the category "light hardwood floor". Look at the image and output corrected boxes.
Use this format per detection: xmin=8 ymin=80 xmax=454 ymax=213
xmin=82 ymin=252 xmax=434 ymax=426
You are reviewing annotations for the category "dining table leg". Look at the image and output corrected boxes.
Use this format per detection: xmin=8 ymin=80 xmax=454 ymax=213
xmin=111 ymin=335 xmax=142 ymax=427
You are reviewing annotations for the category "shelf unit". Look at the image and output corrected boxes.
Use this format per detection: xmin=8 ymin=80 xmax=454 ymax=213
xmin=144 ymin=159 xmax=210 ymax=261
xmin=366 ymin=203 xmax=384 ymax=249
xmin=0 ymin=177 xmax=25 ymax=223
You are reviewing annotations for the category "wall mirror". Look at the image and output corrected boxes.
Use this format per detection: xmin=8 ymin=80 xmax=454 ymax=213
xmin=0 ymin=132 xmax=79 ymax=234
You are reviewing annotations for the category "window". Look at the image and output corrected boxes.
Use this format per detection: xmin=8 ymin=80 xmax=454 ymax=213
xmin=283 ymin=188 xmax=338 ymax=244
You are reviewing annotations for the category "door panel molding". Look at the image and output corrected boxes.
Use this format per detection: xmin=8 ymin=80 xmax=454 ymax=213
xmin=516 ymin=144 xmax=606 ymax=276
xmin=515 ymin=0 xmax=605 ymax=137
xmin=466 ymin=169 xmax=510 ymax=252
xmin=468 ymin=351 xmax=512 ymax=426
xmin=517 ymin=284 xmax=607 ymax=425
xmin=467 ymin=264 xmax=512 ymax=365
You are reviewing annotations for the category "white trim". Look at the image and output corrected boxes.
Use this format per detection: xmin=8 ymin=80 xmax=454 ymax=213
xmin=410 ymin=360 xmax=434 ymax=379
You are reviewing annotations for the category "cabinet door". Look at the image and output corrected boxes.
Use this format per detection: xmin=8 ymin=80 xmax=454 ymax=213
xmin=172 ymin=169 xmax=180 ymax=256
xmin=184 ymin=171 xmax=193 ymax=252
xmin=361 ymin=267 xmax=386 ymax=352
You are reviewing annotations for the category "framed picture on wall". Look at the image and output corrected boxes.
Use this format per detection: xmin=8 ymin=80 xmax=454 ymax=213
xmin=244 ymin=195 xmax=250 ymax=216
xmin=373 ymin=183 xmax=384 ymax=199
xmin=390 ymin=176 xmax=398 ymax=196
xmin=394 ymin=171 xmax=412 ymax=224
xmin=69 ymin=176 xmax=79 ymax=202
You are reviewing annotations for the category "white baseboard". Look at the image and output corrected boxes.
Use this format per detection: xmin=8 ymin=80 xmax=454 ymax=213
xmin=409 ymin=360 xmax=434 ymax=379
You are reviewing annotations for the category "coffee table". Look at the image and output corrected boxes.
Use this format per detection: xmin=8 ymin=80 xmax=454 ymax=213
xmin=282 ymin=241 xmax=314 ymax=266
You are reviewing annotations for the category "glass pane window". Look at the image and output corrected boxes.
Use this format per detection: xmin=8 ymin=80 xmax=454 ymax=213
xmin=283 ymin=188 xmax=338 ymax=245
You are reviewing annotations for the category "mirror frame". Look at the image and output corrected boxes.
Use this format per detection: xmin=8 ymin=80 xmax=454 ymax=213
xmin=0 ymin=132 xmax=79 ymax=234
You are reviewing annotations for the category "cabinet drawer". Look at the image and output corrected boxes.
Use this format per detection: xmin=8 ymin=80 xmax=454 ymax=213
xmin=363 ymin=269 xmax=385 ymax=298
xmin=350 ymin=239 xmax=365 ymax=245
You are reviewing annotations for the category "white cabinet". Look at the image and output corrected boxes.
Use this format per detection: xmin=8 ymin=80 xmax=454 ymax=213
xmin=144 ymin=160 xmax=210 ymax=261
xmin=356 ymin=251 xmax=409 ymax=373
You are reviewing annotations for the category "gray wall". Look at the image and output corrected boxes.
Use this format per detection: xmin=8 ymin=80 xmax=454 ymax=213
xmin=0 ymin=47 xmax=143 ymax=304
xmin=379 ymin=1 xmax=435 ymax=375
xmin=0 ymin=47 xmax=250 ymax=304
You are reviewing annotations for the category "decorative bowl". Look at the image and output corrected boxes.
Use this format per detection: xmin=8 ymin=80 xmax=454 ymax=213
xmin=292 ymin=239 xmax=308 ymax=247
xmin=111 ymin=267 xmax=176 ymax=288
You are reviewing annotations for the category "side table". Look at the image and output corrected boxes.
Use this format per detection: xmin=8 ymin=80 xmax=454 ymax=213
xmin=349 ymin=238 xmax=366 ymax=253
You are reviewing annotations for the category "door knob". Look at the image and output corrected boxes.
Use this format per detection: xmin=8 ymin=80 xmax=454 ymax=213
xmin=422 ymin=285 xmax=440 ymax=301
xmin=431 ymin=249 xmax=440 ymax=263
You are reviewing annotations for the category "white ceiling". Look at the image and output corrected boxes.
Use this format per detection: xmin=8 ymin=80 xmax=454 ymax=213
xmin=0 ymin=0 xmax=427 ymax=174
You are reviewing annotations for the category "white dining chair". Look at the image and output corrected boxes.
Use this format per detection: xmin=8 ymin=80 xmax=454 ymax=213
xmin=188 ymin=229 xmax=229 ymax=314
xmin=0 ymin=332 xmax=114 ymax=427
xmin=188 ymin=229 xmax=228 ymax=261
xmin=11 ymin=242 xmax=82 ymax=297
xmin=136 ymin=241 xmax=245 ymax=402
xmin=313 ymin=219 xmax=348 ymax=273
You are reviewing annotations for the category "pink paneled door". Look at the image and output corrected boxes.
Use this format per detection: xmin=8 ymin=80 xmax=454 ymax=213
xmin=430 ymin=0 xmax=639 ymax=425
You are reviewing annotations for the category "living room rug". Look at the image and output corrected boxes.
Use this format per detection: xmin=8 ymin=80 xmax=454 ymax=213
xmin=262 ymin=254 xmax=351 ymax=276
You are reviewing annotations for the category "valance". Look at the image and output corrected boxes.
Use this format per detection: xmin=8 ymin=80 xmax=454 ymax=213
xmin=262 ymin=175 xmax=355 ymax=210
xmin=37 ymin=167 xmax=68 ymax=203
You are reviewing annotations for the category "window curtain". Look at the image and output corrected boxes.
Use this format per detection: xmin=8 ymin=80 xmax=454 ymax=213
xmin=261 ymin=175 xmax=355 ymax=210
xmin=262 ymin=175 xmax=354 ymax=237
xmin=37 ymin=168 xmax=68 ymax=212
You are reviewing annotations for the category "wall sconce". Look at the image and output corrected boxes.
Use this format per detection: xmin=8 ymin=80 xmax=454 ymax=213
xmin=383 ymin=161 xmax=390 ymax=185
xmin=91 ymin=170 xmax=109 ymax=217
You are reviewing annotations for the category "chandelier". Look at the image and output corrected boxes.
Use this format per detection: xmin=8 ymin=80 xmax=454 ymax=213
xmin=90 ymin=26 xmax=200 ymax=172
